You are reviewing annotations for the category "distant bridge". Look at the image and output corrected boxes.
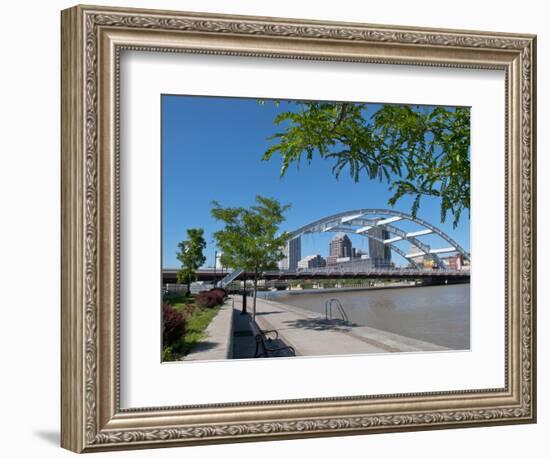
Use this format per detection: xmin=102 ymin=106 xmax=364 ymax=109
xmin=289 ymin=208 xmax=470 ymax=270
xmin=163 ymin=208 xmax=470 ymax=286
xmin=162 ymin=267 xmax=469 ymax=285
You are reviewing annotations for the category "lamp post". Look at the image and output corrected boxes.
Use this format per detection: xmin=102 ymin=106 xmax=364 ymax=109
xmin=241 ymin=279 xmax=247 ymax=315
xmin=213 ymin=250 xmax=217 ymax=286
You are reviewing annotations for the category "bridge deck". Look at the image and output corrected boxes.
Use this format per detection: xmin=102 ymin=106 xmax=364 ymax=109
xmin=162 ymin=268 xmax=470 ymax=285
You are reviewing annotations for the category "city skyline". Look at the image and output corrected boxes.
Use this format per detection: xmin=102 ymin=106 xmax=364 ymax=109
xmin=162 ymin=95 xmax=470 ymax=268
xmin=291 ymin=230 xmax=466 ymax=272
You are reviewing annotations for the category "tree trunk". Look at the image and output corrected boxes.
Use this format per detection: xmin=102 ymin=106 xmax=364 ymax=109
xmin=252 ymin=272 xmax=258 ymax=320
xmin=186 ymin=280 xmax=191 ymax=296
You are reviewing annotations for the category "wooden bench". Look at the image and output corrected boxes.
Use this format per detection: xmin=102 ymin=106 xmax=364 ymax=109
xmin=249 ymin=320 xmax=295 ymax=358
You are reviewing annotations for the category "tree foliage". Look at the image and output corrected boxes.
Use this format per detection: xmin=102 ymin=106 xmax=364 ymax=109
xmin=176 ymin=228 xmax=207 ymax=295
xmin=262 ymin=102 xmax=470 ymax=227
xmin=211 ymin=196 xmax=291 ymax=317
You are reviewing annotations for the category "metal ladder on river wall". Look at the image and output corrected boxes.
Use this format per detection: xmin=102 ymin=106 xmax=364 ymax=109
xmin=324 ymin=298 xmax=349 ymax=322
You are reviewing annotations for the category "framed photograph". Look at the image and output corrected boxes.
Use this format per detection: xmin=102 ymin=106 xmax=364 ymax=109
xmin=61 ymin=4 xmax=537 ymax=453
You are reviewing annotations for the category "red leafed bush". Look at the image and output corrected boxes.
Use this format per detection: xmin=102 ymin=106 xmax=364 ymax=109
xmin=196 ymin=288 xmax=227 ymax=308
xmin=210 ymin=287 xmax=228 ymax=298
xmin=196 ymin=292 xmax=218 ymax=308
xmin=162 ymin=303 xmax=186 ymax=346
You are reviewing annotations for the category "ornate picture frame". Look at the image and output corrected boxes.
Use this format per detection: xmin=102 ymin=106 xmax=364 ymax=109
xmin=61 ymin=4 xmax=536 ymax=453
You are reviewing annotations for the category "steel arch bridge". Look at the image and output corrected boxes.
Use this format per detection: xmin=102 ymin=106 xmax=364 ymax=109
xmin=289 ymin=209 xmax=470 ymax=270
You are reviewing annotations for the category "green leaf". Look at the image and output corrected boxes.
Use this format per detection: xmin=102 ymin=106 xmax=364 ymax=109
xmin=261 ymin=101 xmax=470 ymax=225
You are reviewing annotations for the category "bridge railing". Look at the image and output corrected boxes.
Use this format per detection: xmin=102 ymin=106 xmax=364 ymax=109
xmin=264 ymin=266 xmax=469 ymax=276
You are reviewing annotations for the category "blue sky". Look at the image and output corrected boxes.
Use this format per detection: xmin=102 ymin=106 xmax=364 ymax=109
xmin=162 ymin=95 xmax=470 ymax=268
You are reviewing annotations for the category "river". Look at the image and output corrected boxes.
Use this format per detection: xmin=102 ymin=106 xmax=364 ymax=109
xmin=263 ymin=284 xmax=470 ymax=350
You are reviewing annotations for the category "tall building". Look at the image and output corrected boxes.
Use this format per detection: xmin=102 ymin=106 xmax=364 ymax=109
xmin=368 ymin=226 xmax=392 ymax=268
xmin=408 ymin=244 xmax=436 ymax=268
xmin=442 ymin=254 xmax=463 ymax=270
xmin=215 ymin=252 xmax=224 ymax=270
xmin=329 ymin=233 xmax=352 ymax=258
xmin=280 ymin=237 xmax=301 ymax=271
xmin=297 ymin=254 xmax=327 ymax=269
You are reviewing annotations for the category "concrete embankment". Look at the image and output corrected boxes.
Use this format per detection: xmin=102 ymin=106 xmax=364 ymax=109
xmin=260 ymin=282 xmax=420 ymax=299
xmin=234 ymin=295 xmax=449 ymax=357
xmin=181 ymin=300 xmax=234 ymax=361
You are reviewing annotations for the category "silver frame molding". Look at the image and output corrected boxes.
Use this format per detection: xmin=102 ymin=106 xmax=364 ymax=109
xmin=61 ymin=4 xmax=537 ymax=453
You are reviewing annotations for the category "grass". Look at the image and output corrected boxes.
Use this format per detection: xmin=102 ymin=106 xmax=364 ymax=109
xmin=164 ymin=292 xmax=194 ymax=307
xmin=178 ymin=304 xmax=221 ymax=354
xmin=163 ymin=293 xmax=222 ymax=361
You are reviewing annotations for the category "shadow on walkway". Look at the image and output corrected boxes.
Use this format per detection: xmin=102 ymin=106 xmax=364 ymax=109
xmin=232 ymin=303 xmax=295 ymax=359
xmin=232 ymin=308 xmax=255 ymax=359
xmin=282 ymin=318 xmax=359 ymax=332
xmin=185 ymin=341 xmax=220 ymax=354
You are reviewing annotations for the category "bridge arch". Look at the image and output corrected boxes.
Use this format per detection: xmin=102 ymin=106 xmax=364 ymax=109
xmin=289 ymin=209 xmax=469 ymax=270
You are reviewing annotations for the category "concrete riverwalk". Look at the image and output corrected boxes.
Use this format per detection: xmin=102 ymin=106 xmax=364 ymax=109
xmin=180 ymin=294 xmax=450 ymax=361
xmin=233 ymin=295 xmax=449 ymax=357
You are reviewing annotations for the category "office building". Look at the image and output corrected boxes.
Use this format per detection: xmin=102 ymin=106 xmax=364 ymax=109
xmin=297 ymin=254 xmax=327 ymax=269
xmin=329 ymin=233 xmax=352 ymax=258
xmin=368 ymin=226 xmax=392 ymax=268
xmin=280 ymin=237 xmax=301 ymax=271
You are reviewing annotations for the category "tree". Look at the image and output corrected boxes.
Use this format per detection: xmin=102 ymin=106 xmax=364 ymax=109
xmin=211 ymin=196 xmax=291 ymax=319
xmin=176 ymin=228 xmax=207 ymax=295
xmin=262 ymin=102 xmax=470 ymax=227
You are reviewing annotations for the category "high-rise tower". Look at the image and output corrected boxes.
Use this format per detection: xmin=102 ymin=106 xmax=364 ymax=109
xmin=368 ymin=226 xmax=392 ymax=268
xmin=280 ymin=237 xmax=301 ymax=271
xmin=329 ymin=233 xmax=353 ymax=258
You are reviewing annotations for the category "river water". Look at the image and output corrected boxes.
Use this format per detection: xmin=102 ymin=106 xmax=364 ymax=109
xmin=264 ymin=284 xmax=470 ymax=350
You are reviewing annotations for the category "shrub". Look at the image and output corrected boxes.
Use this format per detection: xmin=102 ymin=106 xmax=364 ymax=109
xmin=162 ymin=346 xmax=176 ymax=362
xmin=209 ymin=288 xmax=227 ymax=303
xmin=196 ymin=292 xmax=218 ymax=308
xmin=210 ymin=287 xmax=228 ymax=298
xmin=162 ymin=303 xmax=186 ymax=346
xmin=196 ymin=288 xmax=227 ymax=308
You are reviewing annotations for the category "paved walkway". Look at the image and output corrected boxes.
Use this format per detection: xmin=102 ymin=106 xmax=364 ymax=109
xmin=231 ymin=300 xmax=257 ymax=359
xmin=233 ymin=295 xmax=449 ymax=357
xmin=181 ymin=300 xmax=234 ymax=361
xmin=181 ymin=294 xmax=449 ymax=361
xmin=232 ymin=297 xmax=295 ymax=358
